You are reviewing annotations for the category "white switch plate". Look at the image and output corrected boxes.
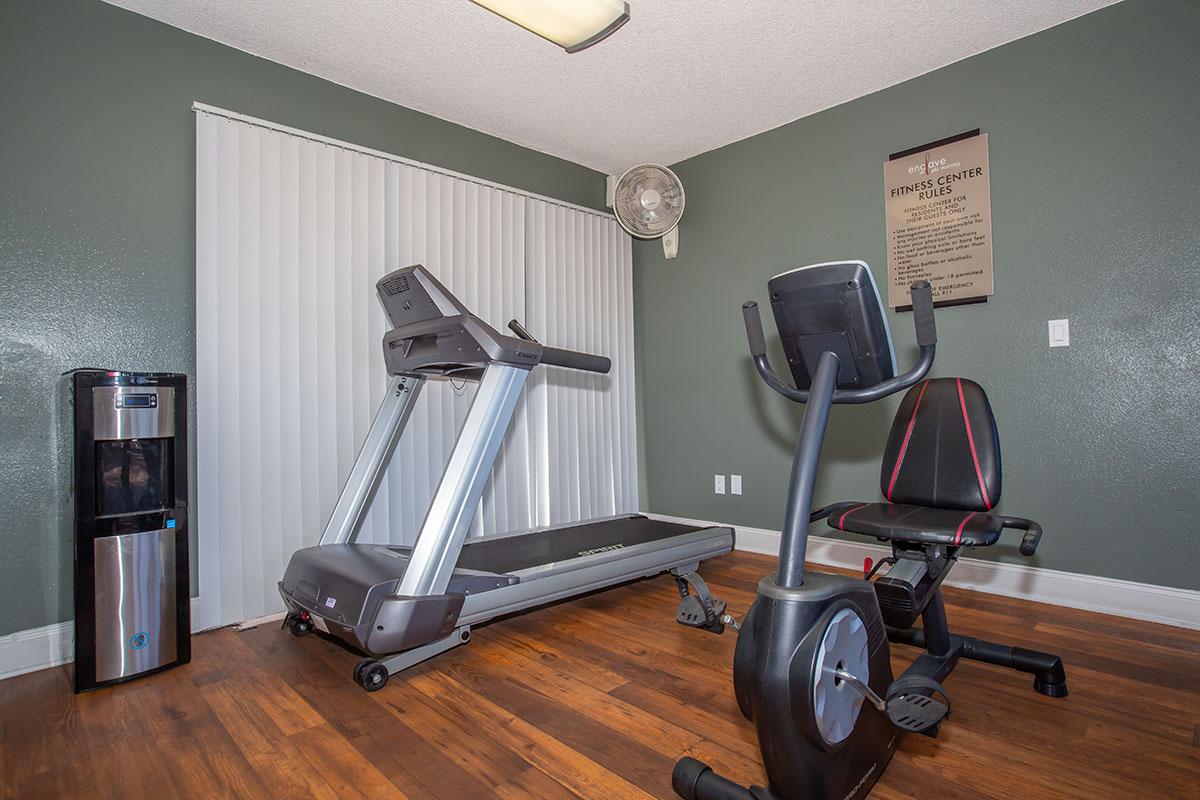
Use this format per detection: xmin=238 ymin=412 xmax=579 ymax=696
xmin=714 ymin=474 xmax=726 ymax=495
xmin=1048 ymin=319 xmax=1070 ymax=347
xmin=730 ymin=474 xmax=743 ymax=495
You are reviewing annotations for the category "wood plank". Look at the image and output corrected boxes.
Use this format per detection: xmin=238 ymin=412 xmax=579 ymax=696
xmin=432 ymin=654 xmax=680 ymax=796
xmin=237 ymin=622 xmax=495 ymax=800
xmin=199 ymin=679 xmax=350 ymax=800
xmin=495 ymin=766 xmax=584 ymax=800
xmin=370 ymin=679 xmax=531 ymax=789
xmin=676 ymin=738 xmax=768 ymax=788
xmin=467 ymin=632 xmax=704 ymax=759
xmin=137 ymin=663 xmax=277 ymax=799
xmin=608 ymin=680 xmax=763 ymax=763
xmin=0 ymin=666 xmax=96 ymax=799
xmin=409 ymin=670 xmax=658 ymax=800
xmin=472 ymin=625 xmax=629 ymax=692
xmin=489 ymin=619 xmax=726 ymax=710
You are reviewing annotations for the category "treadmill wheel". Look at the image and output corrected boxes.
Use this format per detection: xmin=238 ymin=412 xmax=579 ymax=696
xmin=358 ymin=660 xmax=389 ymax=692
xmin=287 ymin=613 xmax=313 ymax=637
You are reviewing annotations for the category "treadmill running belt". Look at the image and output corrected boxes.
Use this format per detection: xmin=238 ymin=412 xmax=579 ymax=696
xmin=456 ymin=515 xmax=708 ymax=575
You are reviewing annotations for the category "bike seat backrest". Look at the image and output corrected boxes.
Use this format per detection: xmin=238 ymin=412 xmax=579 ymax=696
xmin=880 ymin=378 xmax=1001 ymax=512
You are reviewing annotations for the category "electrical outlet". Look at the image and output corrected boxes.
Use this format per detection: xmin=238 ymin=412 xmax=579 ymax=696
xmin=731 ymin=474 xmax=743 ymax=495
xmin=714 ymin=474 xmax=726 ymax=495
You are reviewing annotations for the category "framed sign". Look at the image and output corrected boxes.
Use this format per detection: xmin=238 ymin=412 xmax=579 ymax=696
xmin=884 ymin=130 xmax=993 ymax=310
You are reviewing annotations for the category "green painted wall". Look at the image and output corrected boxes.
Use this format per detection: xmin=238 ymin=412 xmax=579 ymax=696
xmin=0 ymin=0 xmax=603 ymax=637
xmin=634 ymin=0 xmax=1200 ymax=591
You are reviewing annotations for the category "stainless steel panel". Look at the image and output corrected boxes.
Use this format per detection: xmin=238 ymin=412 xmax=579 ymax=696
xmin=94 ymin=529 xmax=177 ymax=682
xmin=92 ymin=386 xmax=175 ymax=440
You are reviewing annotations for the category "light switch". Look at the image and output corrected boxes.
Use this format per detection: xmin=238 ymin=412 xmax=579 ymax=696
xmin=731 ymin=474 xmax=743 ymax=495
xmin=714 ymin=474 xmax=726 ymax=495
xmin=1048 ymin=319 xmax=1070 ymax=348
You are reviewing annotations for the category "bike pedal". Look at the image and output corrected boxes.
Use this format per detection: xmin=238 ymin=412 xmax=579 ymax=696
xmin=885 ymin=675 xmax=951 ymax=734
xmin=886 ymin=692 xmax=949 ymax=733
xmin=676 ymin=596 xmax=728 ymax=631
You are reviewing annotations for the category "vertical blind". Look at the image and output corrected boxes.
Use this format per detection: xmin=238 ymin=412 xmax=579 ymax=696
xmin=195 ymin=106 xmax=637 ymax=629
xmin=525 ymin=200 xmax=639 ymax=525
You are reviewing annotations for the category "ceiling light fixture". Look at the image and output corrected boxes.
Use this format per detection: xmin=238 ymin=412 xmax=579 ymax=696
xmin=468 ymin=0 xmax=630 ymax=53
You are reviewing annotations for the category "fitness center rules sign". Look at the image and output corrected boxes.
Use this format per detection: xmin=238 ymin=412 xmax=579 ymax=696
xmin=884 ymin=131 xmax=994 ymax=309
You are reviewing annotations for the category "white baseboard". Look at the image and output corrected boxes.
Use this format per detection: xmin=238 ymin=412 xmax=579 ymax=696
xmin=0 ymin=621 xmax=74 ymax=681
xmin=0 ymin=597 xmax=204 ymax=682
xmin=651 ymin=513 xmax=1200 ymax=631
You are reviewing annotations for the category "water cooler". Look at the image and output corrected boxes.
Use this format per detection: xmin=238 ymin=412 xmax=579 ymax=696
xmin=72 ymin=370 xmax=191 ymax=692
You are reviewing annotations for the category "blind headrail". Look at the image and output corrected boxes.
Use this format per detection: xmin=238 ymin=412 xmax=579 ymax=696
xmin=191 ymin=101 xmax=613 ymax=221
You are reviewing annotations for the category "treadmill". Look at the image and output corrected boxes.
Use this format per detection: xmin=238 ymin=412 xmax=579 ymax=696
xmin=279 ymin=265 xmax=733 ymax=690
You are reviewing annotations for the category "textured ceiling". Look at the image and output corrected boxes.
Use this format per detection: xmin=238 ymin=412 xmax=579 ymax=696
xmin=103 ymin=0 xmax=1119 ymax=173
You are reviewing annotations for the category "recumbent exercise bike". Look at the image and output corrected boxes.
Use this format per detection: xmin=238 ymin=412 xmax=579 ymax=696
xmin=673 ymin=261 xmax=1068 ymax=800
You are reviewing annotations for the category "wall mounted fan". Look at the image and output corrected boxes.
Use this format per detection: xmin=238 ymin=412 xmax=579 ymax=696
xmin=610 ymin=164 xmax=685 ymax=259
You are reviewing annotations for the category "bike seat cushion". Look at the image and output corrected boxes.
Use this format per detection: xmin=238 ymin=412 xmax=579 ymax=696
xmin=825 ymin=501 xmax=1004 ymax=547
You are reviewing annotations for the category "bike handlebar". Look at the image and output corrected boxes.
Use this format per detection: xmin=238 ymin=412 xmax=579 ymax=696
xmin=743 ymin=280 xmax=937 ymax=405
xmin=994 ymin=516 xmax=1043 ymax=556
xmin=742 ymin=302 xmax=767 ymax=357
xmin=911 ymin=281 xmax=937 ymax=346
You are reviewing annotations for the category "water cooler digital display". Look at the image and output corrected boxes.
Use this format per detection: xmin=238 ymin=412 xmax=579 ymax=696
xmin=73 ymin=371 xmax=191 ymax=692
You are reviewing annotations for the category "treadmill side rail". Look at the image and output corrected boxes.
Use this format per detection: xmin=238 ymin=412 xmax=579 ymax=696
xmin=378 ymin=626 xmax=471 ymax=677
xmin=320 ymin=376 xmax=425 ymax=546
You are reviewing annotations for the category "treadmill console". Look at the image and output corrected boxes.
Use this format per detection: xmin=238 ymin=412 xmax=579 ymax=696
xmin=768 ymin=261 xmax=897 ymax=391
xmin=376 ymin=265 xmax=542 ymax=380
xmin=376 ymin=265 xmax=471 ymax=328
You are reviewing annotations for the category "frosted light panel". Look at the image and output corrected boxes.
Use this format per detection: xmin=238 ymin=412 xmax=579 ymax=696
xmin=470 ymin=0 xmax=629 ymax=52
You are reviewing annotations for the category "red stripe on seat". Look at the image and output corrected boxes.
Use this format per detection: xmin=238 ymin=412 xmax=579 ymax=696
xmin=954 ymin=511 xmax=978 ymax=545
xmin=886 ymin=380 xmax=930 ymax=501
xmin=836 ymin=504 xmax=869 ymax=529
xmin=956 ymin=378 xmax=993 ymax=509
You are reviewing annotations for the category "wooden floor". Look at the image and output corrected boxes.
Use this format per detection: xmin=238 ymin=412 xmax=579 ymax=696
xmin=3 ymin=551 xmax=1199 ymax=799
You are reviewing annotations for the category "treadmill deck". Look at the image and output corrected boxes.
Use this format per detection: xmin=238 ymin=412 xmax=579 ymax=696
xmin=279 ymin=514 xmax=733 ymax=657
xmin=456 ymin=515 xmax=707 ymax=574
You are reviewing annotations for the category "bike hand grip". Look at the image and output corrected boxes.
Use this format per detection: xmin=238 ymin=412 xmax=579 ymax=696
xmin=910 ymin=281 xmax=937 ymax=347
xmin=1019 ymin=523 xmax=1042 ymax=557
xmin=540 ymin=345 xmax=611 ymax=374
xmin=743 ymin=301 xmax=767 ymax=357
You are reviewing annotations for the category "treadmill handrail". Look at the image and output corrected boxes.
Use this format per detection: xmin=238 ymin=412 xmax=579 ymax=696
xmin=539 ymin=345 xmax=611 ymax=374
xmin=508 ymin=318 xmax=612 ymax=374
xmin=319 ymin=376 xmax=425 ymax=546
xmin=396 ymin=363 xmax=531 ymax=598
